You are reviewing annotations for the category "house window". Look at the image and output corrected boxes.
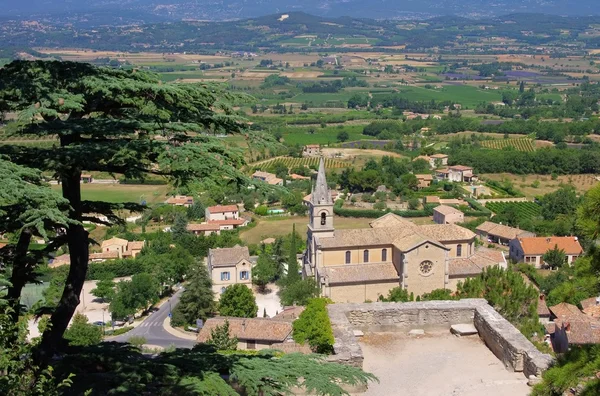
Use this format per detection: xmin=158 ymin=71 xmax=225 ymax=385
xmin=247 ymin=340 xmax=256 ymax=350
xmin=240 ymin=271 xmax=249 ymax=280
xmin=321 ymin=212 xmax=327 ymax=226
xmin=382 ymin=248 xmax=388 ymax=262
xmin=221 ymin=272 xmax=230 ymax=281
xmin=345 ymin=251 xmax=351 ymax=264
xmin=363 ymin=250 xmax=369 ymax=263
xmin=457 ymin=244 xmax=462 ymax=257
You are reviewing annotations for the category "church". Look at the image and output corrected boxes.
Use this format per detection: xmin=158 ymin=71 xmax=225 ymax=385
xmin=303 ymin=158 xmax=507 ymax=303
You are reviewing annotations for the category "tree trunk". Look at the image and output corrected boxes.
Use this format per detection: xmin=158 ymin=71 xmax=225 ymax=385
xmin=37 ymin=169 xmax=88 ymax=365
xmin=6 ymin=229 xmax=32 ymax=323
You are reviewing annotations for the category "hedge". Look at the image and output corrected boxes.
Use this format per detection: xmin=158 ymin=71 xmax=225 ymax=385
xmin=334 ymin=206 xmax=431 ymax=218
xmin=463 ymin=198 xmax=492 ymax=218
xmin=47 ymin=258 xmax=146 ymax=281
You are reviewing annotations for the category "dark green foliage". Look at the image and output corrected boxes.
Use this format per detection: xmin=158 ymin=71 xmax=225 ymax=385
xmin=577 ymin=184 xmax=600 ymax=240
xmin=284 ymin=224 xmax=301 ymax=285
xmin=219 ymin=284 xmax=258 ymax=318
xmin=542 ymin=244 xmax=567 ymax=270
xmin=252 ymin=251 xmax=278 ymax=292
xmin=279 ymin=278 xmax=319 ymax=306
xmin=532 ymin=345 xmax=600 ymax=396
xmin=540 ymin=186 xmax=578 ymax=221
xmin=457 ymin=266 xmax=538 ymax=324
xmin=293 ymin=298 xmax=335 ymax=354
xmin=207 ymin=320 xmax=238 ymax=351
xmin=171 ymin=262 xmax=215 ymax=326
xmin=420 ymin=289 xmax=456 ymax=301
xmin=63 ymin=313 xmax=102 ymax=347
xmin=378 ymin=287 xmax=414 ymax=302
xmin=90 ymin=274 xmax=116 ymax=303
xmin=109 ymin=273 xmax=161 ymax=319
xmin=171 ymin=212 xmax=189 ymax=240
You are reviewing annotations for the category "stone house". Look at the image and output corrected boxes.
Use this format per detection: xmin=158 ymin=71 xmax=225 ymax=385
xmin=100 ymin=237 xmax=145 ymax=259
xmin=187 ymin=223 xmax=221 ymax=236
xmin=430 ymin=154 xmax=449 ymax=167
xmin=207 ymin=246 xmax=253 ymax=297
xmin=165 ymin=195 xmax=194 ymax=207
xmin=205 ymin=205 xmax=239 ymax=222
xmin=476 ymin=221 xmax=534 ymax=246
xmin=302 ymin=144 xmax=321 ymax=157
xmin=415 ymin=174 xmax=433 ymax=189
xmin=432 ymin=205 xmax=464 ymax=225
xmin=303 ymin=159 xmax=507 ymax=303
xmin=436 ymin=165 xmax=476 ymax=183
xmin=197 ymin=317 xmax=293 ymax=350
xmin=509 ymin=236 xmax=583 ymax=268
xmin=252 ymin=171 xmax=283 ymax=186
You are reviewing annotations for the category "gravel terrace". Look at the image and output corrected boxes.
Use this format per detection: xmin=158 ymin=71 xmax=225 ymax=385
xmin=360 ymin=332 xmax=530 ymax=396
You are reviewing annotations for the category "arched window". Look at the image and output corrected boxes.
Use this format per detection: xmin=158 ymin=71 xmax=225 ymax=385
xmin=345 ymin=251 xmax=351 ymax=264
xmin=363 ymin=250 xmax=369 ymax=263
xmin=457 ymin=244 xmax=462 ymax=257
xmin=382 ymin=248 xmax=388 ymax=262
xmin=320 ymin=212 xmax=327 ymax=226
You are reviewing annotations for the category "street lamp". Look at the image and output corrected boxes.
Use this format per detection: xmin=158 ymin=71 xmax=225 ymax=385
xmin=102 ymin=308 xmax=106 ymax=336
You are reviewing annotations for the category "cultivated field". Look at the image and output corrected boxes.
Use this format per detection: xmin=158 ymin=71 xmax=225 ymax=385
xmin=250 ymin=157 xmax=350 ymax=170
xmin=481 ymin=173 xmax=600 ymax=197
xmin=480 ymin=138 xmax=536 ymax=152
xmin=485 ymin=201 xmax=542 ymax=220
xmin=51 ymin=184 xmax=170 ymax=204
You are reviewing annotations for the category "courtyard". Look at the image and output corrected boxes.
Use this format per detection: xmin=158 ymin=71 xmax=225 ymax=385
xmin=360 ymin=332 xmax=530 ymax=396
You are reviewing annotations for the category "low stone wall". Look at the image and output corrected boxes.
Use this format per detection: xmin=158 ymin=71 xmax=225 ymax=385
xmin=327 ymin=299 xmax=553 ymax=378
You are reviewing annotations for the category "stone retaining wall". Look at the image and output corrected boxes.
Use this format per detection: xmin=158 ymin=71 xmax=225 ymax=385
xmin=327 ymin=299 xmax=553 ymax=378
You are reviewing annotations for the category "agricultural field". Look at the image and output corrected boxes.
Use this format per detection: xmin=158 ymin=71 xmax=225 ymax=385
xmin=280 ymin=125 xmax=369 ymax=145
xmin=480 ymin=138 xmax=536 ymax=152
xmin=251 ymin=156 xmax=350 ymax=170
xmin=370 ymin=85 xmax=503 ymax=108
xmin=485 ymin=201 xmax=542 ymax=220
xmin=481 ymin=173 xmax=600 ymax=198
xmin=51 ymin=184 xmax=170 ymax=204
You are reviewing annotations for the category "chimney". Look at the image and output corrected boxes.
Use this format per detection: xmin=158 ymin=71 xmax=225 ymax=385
xmin=546 ymin=237 xmax=551 ymax=243
xmin=539 ymin=294 xmax=546 ymax=302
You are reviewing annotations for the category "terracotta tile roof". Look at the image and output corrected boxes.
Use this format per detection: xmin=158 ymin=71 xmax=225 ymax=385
xmin=208 ymin=219 xmax=247 ymax=226
xmin=89 ymin=252 xmax=119 ymax=260
xmin=101 ymin=237 xmax=128 ymax=249
xmin=583 ymin=305 xmax=600 ymax=319
xmin=187 ymin=223 xmax=220 ymax=232
xmin=290 ymin=174 xmax=310 ymax=180
xmin=448 ymin=248 xmax=506 ymax=276
xmin=425 ymin=196 xmax=440 ymax=204
xmin=252 ymin=171 xmax=283 ymax=185
xmin=517 ymin=237 xmax=583 ymax=256
xmin=317 ymin=227 xmax=414 ymax=249
xmin=415 ymin=174 xmax=434 ymax=181
xmin=449 ymin=165 xmax=473 ymax=171
xmin=538 ymin=295 xmax=550 ymax=317
xmin=273 ymin=306 xmax=306 ymax=322
xmin=476 ymin=221 xmax=532 ymax=240
xmin=580 ymin=297 xmax=600 ymax=310
xmin=50 ymin=254 xmax=71 ymax=267
xmin=323 ymin=263 xmax=399 ymax=284
xmin=206 ymin=205 xmax=239 ymax=214
xmin=436 ymin=169 xmax=450 ymax=174
xmin=127 ymin=241 xmax=145 ymax=250
xmin=417 ymin=224 xmax=475 ymax=242
xmin=208 ymin=246 xmax=250 ymax=267
xmin=431 ymin=154 xmax=448 ymax=159
xmin=197 ymin=317 xmax=292 ymax=343
xmin=166 ymin=195 xmax=194 ymax=205
xmin=413 ymin=155 xmax=431 ymax=162
xmin=549 ymin=302 xmax=591 ymax=321
xmin=433 ymin=205 xmax=462 ymax=216
xmin=438 ymin=199 xmax=463 ymax=205
xmin=369 ymin=213 xmax=415 ymax=229
xmin=553 ymin=319 xmax=600 ymax=345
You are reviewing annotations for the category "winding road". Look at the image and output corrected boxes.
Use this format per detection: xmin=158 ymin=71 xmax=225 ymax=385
xmin=111 ymin=289 xmax=197 ymax=349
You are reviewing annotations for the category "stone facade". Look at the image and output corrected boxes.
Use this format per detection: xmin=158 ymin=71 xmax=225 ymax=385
xmin=327 ymin=299 xmax=553 ymax=378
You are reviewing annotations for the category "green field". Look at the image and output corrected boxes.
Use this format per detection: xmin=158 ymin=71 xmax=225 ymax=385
xmin=280 ymin=125 xmax=369 ymax=145
xmin=371 ymin=85 xmax=503 ymax=107
xmin=480 ymin=138 xmax=536 ymax=152
xmin=252 ymin=157 xmax=350 ymax=170
xmin=485 ymin=201 xmax=541 ymax=220
xmin=51 ymin=184 xmax=170 ymax=204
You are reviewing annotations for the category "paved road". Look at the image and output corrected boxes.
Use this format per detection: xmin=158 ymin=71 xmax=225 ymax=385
xmin=111 ymin=289 xmax=197 ymax=349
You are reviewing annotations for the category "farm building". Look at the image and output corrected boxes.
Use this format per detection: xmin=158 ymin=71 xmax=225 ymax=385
xmin=415 ymin=174 xmax=433 ymax=189
xmin=433 ymin=205 xmax=464 ymax=225
xmin=509 ymin=236 xmax=583 ymax=268
xmin=302 ymin=144 xmax=321 ymax=157
xmin=166 ymin=195 xmax=194 ymax=207
xmin=252 ymin=171 xmax=283 ymax=186
xmin=475 ymin=221 xmax=534 ymax=245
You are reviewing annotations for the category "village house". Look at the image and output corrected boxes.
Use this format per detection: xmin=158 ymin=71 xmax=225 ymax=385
xmin=80 ymin=174 xmax=93 ymax=183
xmin=252 ymin=171 xmax=283 ymax=186
xmin=165 ymin=195 xmax=194 ymax=207
xmin=187 ymin=223 xmax=221 ymax=236
xmin=302 ymin=144 xmax=321 ymax=157
xmin=303 ymin=159 xmax=507 ymax=303
xmin=430 ymin=153 xmax=449 ymax=167
xmin=197 ymin=317 xmax=294 ymax=350
xmin=509 ymin=236 xmax=583 ymax=268
xmin=100 ymin=237 xmax=145 ymax=259
xmin=205 ymin=205 xmax=239 ymax=222
xmin=207 ymin=246 xmax=253 ymax=297
xmin=436 ymin=165 xmax=477 ymax=183
xmin=415 ymin=174 xmax=433 ymax=189
xmin=476 ymin=221 xmax=535 ymax=245
xmin=432 ymin=205 xmax=464 ymax=225
xmin=546 ymin=302 xmax=600 ymax=352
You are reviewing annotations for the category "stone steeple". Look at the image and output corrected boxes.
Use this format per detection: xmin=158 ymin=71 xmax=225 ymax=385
xmin=312 ymin=157 xmax=332 ymax=205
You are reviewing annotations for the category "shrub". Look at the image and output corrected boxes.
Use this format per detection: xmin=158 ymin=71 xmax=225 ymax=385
xmin=64 ymin=313 xmax=103 ymax=347
xmin=293 ymin=298 xmax=334 ymax=354
xmin=127 ymin=335 xmax=147 ymax=348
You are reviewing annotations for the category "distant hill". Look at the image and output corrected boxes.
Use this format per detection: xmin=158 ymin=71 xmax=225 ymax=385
xmin=3 ymin=0 xmax=599 ymax=22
